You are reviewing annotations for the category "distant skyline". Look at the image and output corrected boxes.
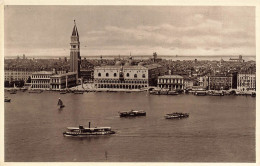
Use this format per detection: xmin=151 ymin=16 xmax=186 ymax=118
xmin=4 ymin=6 xmax=255 ymax=57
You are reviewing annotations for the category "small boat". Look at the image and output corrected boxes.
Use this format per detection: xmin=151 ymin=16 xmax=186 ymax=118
xmin=63 ymin=122 xmax=116 ymax=137
xmin=20 ymin=88 xmax=27 ymax=92
xmin=29 ymin=90 xmax=43 ymax=93
xmin=211 ymin=93 xmax=224 ymax=96
xmin=57 ymin=98 xmax=65 ymax=108
xmin=194 ymin=91 xmax=207 ymax=96
xmin=4 ymin=97 xmax=11 ymax=102
xmin=251 ymin=92 xmax=256 ymax=97
xmin=60 ymin=90 xmax=67 ymax=94
xmin=164 ymin=112 xmax=189 ymax=119
xmin=119 ymin=110 xmax=146 ymax=117
xmin=74 ymin=90 xmax=84 ymax=94
xmin=168 ymin=91 xmax=179 ymax=95
xmin=9 ymin=90 xmax=16 ymax=94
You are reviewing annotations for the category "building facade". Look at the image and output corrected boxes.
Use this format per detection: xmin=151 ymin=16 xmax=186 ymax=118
xmin=208 ymin=76 xmax=232 ymax=90
xmin=94 ymin=62 xmax=164 ymax=89
xmin=237 ymin=73 xmax=256 ymax=91
xmin=50 ymin=72 xmax=77 ymax=90
xmin=198 ymin=76 xmax=209 ymax=89
xmin=229 ymin=55 xmax=244 ymax=63
xmin=80 ymin=69 xmax=94 ymax=83
xmin=31 ymin=71 xmax=53 ymax=89
xmin=157 ymin=75 xmax=184 ymax=90
xmin=70 ymin=20 xmax=81 ymax=78
xmin=4 ymin=70 xmax=33 ymax=82
xmin=183 ymin=78 xmax=194 ymax=90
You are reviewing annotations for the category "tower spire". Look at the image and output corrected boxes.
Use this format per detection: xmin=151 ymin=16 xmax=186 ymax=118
xmin=72 ymin=20 xmax=78 ymax=36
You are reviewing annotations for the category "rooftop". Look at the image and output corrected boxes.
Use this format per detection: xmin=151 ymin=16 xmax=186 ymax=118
xmin=51 ymin=72 xmax=77 ymax=77
xmin=32 ymin=71 xmax=53 ymax=75
xmin=158 ymin=75 xmax=183 ymax=79
xmin=95 ymin=64 xmax=161 ymax=70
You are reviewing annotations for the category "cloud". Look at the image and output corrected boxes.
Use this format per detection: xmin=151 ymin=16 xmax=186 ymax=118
xmin=5 ymin=6 xmax=255 ymax=56
xmin=83 ymin=13 xmax=255 ymax=55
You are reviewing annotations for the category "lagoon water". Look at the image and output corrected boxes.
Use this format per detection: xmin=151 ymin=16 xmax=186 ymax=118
xmin=5 ymin=91 xmax=255 ymax=162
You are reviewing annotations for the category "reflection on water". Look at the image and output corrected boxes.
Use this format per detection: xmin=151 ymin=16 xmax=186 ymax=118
xmin=5 ymin=91 xmax=255 ymax=162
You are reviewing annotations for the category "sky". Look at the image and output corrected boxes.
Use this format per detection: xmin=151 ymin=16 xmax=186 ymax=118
xmin=4 ymin=6 xmax=255 ymax=57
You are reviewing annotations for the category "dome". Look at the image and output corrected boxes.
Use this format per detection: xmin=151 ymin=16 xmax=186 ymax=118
xmin=124 ymin=62 xmax=130 ymax=66
xmin=115 ymin=61 xmax=122 ymax=66
xmin=138 ymin=62 xmax=145 ymax=66
xmin=124 ymin=60 xmax=133 ymax=66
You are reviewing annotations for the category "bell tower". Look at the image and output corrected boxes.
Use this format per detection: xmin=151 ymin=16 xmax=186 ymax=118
xmin=70 ymin=20 xmax=81 ymax=78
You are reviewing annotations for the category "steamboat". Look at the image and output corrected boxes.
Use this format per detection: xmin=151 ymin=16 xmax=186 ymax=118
xmin=63 ymin=122 xmax=116 ymax=137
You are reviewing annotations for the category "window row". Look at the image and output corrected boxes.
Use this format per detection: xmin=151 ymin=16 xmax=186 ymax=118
xmin=96 ymin=84 xmax=148 ymax=89
xmin=97 ymin=80 xmax=148 ymax=84
xmin=98 ymin=73 xmax=146 ymax=78
xmin=158 ymin=79 xmax=184 ymax=84
xmin=32 ymin=80 xmax=49 ymax=84
xmin=32 ymin=75 xmax=50 ymax=79
xmin=31 ymin=84 xmax=49 ymax=88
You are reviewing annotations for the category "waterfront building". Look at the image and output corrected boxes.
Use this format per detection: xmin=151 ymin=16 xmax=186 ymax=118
xmin=157 ymin=75 xmax=184 ymax=90
xmin=229 ymin=55 xmax=244 ymax=63
xmin=80 ymin=69 xmax=94 ymax=83
xmin=4 ymin=70 xmax=33 ymax=82
xmin=198 ymin=76 xmax=209 ymax=89
xmin=237 ymin=73 xmax=256 ymax=91
xmin=183 ymin=78 xmax=194 ymax=90
xmin=94 ymin=61 xmax=164 ymax=89
xmin=31 ymin=71 xmax=53 ymax=89
xmin=208 ymin=75 xmax=232 ymax=90
xmin=50 ymin=72 xmax=77 ymax=90
xmin=70 ymin=20 xmax=81 ymax=78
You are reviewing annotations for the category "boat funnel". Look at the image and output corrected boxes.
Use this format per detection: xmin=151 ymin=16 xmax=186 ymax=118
xmin=89 ymin=122 xmax=91 ymax=128
xmin=79 ymin=125 xmax=84 ymax=129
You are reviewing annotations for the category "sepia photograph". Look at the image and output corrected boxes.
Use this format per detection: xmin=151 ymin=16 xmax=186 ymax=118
xmin=2 ymin=1 xmax=258 ymax=164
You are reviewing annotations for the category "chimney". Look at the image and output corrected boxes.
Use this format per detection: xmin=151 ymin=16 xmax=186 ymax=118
xmin=89 ymin=122 xmax=91 ymax=128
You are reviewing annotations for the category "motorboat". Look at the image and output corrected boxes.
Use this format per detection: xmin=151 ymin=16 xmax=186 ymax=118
xmin=119 ymin=110 xmax=146 ymax=117
xmin=164 ymin=112 xmax=189 ymax=119
xmin=4 ymin=97 xmax=11 ymax=102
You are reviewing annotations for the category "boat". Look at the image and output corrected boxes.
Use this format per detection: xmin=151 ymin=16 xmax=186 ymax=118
xmin=168 ymin=91 xmax=179 ymax=95
xmin=57 ymin=98 xmax=65 ymax=108
xmin=9 ymin=90 xmax=17 ymax=94
xmin=194 ymin=91 xmax=207 ymax=96
xmin=164 ymin=112 xmax=189 ymax=119
xmin=60 ymin=90 xmax=67 ymax=94
xmin=28 ymin=90 xmax=43 ymax=93
xmin=74 ymin=90 xmax=84 ymax=94
xmin=119 ymin=110 xmax=146 ymax=117
xmin=63 ymin=122 xmax=116 ymax=137
xmin=4 ymin=97 xmax=11 ymax=102
xmin=211 ymin=92 xmax=224 ymax=96
xmin=251 ymin=92 xmax=256 ymax=97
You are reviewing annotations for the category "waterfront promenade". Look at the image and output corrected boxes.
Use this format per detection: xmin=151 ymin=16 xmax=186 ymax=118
xmin=4 ymin=83 xmax=256 ymax=95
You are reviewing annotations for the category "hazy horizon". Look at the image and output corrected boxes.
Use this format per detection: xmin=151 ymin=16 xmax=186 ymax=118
xmin=5 ymin=54 xmax=256 ymax=58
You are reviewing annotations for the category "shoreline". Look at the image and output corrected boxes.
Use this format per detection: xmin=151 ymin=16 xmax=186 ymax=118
xmin=4 ymin=87 xmax=255 ymax=96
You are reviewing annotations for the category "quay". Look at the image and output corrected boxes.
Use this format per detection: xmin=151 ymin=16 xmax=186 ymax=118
xmin=4 ymin=84 xmax=256 ymax=97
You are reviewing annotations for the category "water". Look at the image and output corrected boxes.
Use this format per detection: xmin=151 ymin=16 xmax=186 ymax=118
xmin=5 ymin=91 xmax=255 ymax=162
